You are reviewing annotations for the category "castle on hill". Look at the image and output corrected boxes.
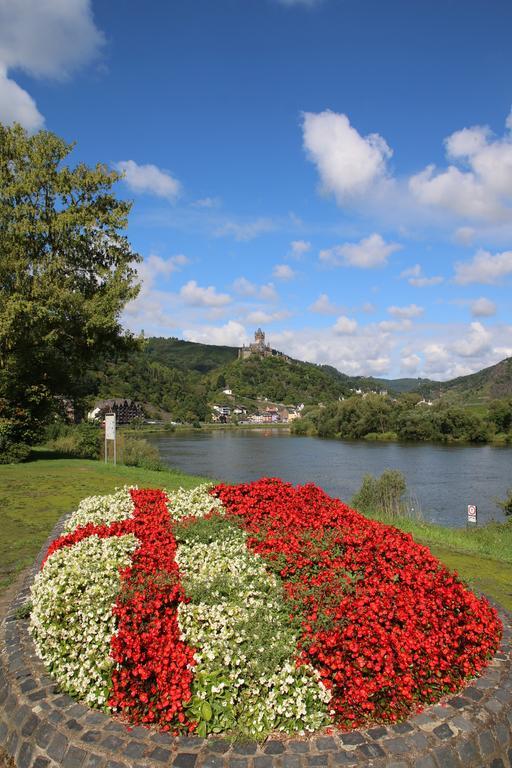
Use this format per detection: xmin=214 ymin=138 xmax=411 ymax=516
xmin=238 ymin=328 xmax=274 ymax=359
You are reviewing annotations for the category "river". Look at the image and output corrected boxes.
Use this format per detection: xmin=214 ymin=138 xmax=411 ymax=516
xmin=147 ymin=429 xmax=511 ymax=527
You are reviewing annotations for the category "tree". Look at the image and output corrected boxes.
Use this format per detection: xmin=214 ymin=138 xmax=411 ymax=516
xmin=0 ymin=123 xmax=141 ymax=458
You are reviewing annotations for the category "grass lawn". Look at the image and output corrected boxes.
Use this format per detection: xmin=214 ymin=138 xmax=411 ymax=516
xmin=1 ymin=450 xmax=511 ymax=611
xmin=0 ymin=449 xmax=211 ymax=592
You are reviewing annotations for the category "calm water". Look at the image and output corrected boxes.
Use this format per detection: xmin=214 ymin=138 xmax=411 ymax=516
xmin=148 ymin=429 xmax=512 ymax=527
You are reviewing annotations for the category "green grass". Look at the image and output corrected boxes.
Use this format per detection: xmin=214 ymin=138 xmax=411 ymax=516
xmin=0 ymin=448 xmax=211 ymax=592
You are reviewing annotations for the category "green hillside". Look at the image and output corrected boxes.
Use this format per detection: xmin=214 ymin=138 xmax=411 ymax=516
xmin=145 ymin=337 xmax=238 ymax=373
xmin=208 ymin=355 xmax=351 ymax=404
xmin=90 ymin=352 xmax=210 ymax=422
xmin=437 ymin=357 xmax=512 ymax=401
xmin=85 ymin=336 xmax=512 ymax=422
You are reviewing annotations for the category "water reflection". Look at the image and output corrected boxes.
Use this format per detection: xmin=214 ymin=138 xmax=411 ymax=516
xmin=148 ymin=430 xmax=511 ymax=528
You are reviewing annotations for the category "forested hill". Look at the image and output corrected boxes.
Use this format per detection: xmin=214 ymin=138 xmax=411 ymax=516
xmin=145 ymin=337 xmax=238 ymax=373
xmin=87 ymin=337 xmax=512 ymax=421
xmin=433 ymin=357 xmax=512 ymax=400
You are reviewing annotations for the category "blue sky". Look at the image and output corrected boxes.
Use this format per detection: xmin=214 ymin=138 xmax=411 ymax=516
xmin=2 ymin=0 xmax=512 ymax=379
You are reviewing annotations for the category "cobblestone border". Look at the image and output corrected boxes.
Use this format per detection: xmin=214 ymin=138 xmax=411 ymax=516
xmin=1 ymin=512 xmax=511 ymax=768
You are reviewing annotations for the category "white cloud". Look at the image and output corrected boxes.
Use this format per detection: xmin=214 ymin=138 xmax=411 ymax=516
xmin=453 ymin=227 xmax=476 ymax=246
xmin=400 ymin=264 xmax=443 ymax=287
xmin=289 ymin=240 xmax=311 ymax=258
xmin=214 ymin=217 xmax=276 ymax=241
xmin=0 ymin=0 xmax=103 ymax=79
xmin=0 ymin=66 xmax=43 ymax=130
xmin=388 ymin=304 xmax=424 ymax=319
xmin=454 ymin=248 xmax=512 ymax=284
xmin=409 ymin=276 xmax=443 ymax=287
xmin=410 ymin=112 xmax=512 ymax=222
xmin=0 ymin=0 xmax=103 ymax=129
xmin=320 ymin=233 xmax=401 ymax=269
xmin=470 ymin=297 xmax=496 ymax=318
xmin=309 ymin=293 xmax=340 ymax=314
xmin=379 ymin=319 xmax=412 ymax=332
xmin=409 ymin=165 xmax=498 ymax=220
xmin=302 ymin=111 xmax=392 ymax=204
xmin=115 ymin=160 xmax=181 ymax=201
xmin=272 ymin=326 xmax=392 ymax=376
xmin=183 ymin=321 xmax=247 ymax=347
xmin=451 ymin=322 xmax=492 ymax=358
xmin=400 ymin=353 xmax=421 ymax=374
xmin=180 ymin=280 xmax=231 ymax=307
xmin=260 ymin=283 xmax=279 ymax=301
xmin=423 ymin=343 xmax=450 ymax=374
xmin=138 ymin=254 xmax=188 ymax=287
xmin=333 ymin=315 xmax=357 ymax=334
xmin=245 ymin=309 xmax=291 ymax=324
xmin=445 ymin=126 xmax=490 ymax=160
xmin=232 ymin=277 xmax=257 ymax=296
xmin=301 ymin=108 xmax=512 ymax=235
xmin=273 ymin=264 xmax=296 ymax=280
xmin=232 ymin=278 xmax=278 ymax=302
xmin=218 ymin=316 xmax=512 ymax=380
xmin=192 ymin=196 xmax=221 ymax=208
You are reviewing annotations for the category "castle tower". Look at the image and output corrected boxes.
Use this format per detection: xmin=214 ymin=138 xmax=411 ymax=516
xmin=238 ymin=328 xmax=273 ymax=359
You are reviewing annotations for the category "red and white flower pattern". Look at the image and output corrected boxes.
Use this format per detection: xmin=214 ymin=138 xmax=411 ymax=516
xmin=29 ymin=479 xmax=502 ymax=736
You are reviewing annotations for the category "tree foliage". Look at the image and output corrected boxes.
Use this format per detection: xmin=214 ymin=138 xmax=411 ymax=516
xmin=295 ymin=395 xmax=497 ymax=444
xmin=0 ymin=123 xmax=141 ymax=453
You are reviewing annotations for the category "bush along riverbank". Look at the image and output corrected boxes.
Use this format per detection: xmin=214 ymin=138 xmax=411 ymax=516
xmin=29 ymin=479 xmax=501 ymax=738
xmin=292 ymin=394 xmax=512 ymax=445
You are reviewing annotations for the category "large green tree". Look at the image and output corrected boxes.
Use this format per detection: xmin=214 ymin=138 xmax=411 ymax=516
xmin=0 ymin=123 xmax=141 ymax=456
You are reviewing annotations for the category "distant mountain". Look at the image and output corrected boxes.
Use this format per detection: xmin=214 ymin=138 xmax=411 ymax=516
xmin=434 ymin=357 xmax=512 ymax=400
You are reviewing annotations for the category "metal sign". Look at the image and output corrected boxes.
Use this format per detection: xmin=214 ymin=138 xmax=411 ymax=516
xmin=467 ymin=504 xmax=477 ymax=524
xmin=104 ymin=412 xmax=117 ymax=464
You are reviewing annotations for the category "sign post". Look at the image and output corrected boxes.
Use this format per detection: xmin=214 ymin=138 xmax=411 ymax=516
xmin=467 ymin=504 xmax=477 ymax=526
xmin=105 ymin=412 xmax=117 ymax=465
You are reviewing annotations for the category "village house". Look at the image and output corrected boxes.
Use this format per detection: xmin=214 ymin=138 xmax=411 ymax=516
xmin=87 ymin=398 xmax=145 ymax=425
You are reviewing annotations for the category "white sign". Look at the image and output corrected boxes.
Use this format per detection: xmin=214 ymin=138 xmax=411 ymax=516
xmin=105 ymin=413 xmax=116 ymax=441
xmin=467 ymin=504 xmax=477 ymax=524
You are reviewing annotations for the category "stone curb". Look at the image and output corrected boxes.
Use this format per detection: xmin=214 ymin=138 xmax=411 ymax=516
xmin=1 ymin=512 xmax=511 ymax=768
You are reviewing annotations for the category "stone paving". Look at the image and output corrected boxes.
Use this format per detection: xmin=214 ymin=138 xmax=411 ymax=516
xmin=1 ymin=514 xmax=511 ymax=767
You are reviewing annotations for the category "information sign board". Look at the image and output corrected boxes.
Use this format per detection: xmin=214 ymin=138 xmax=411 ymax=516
xmin=104 ymin=412 xmax=117 ymax=464
xmin=105 ymin=413 xmax=116 ymax=440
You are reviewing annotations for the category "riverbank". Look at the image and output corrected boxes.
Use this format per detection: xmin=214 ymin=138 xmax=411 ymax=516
xmin=124 ymin=421 xmax=291 ymax=436
xmin=0 ymin=451 xmax=510 ymax=610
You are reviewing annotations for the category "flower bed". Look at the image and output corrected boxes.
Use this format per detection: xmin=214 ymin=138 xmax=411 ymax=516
xmin=29 ymin=479 xmax=502 ymax=740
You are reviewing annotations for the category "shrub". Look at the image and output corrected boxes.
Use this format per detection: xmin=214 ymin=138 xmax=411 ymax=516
xmin=74 ymin=423 xmax=101 ymax=458
xmin=119 ymin=435 xmax=162 ymax=471
xmin=497 ymin=488 xmax=512 ymax=517
xmin=351 ymin=469 xmax=407 ymax=517
xmin=0 ymin=419 xmax=31 ymax=464
xmin=46 ymin=423 xmax=100 ymax=459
